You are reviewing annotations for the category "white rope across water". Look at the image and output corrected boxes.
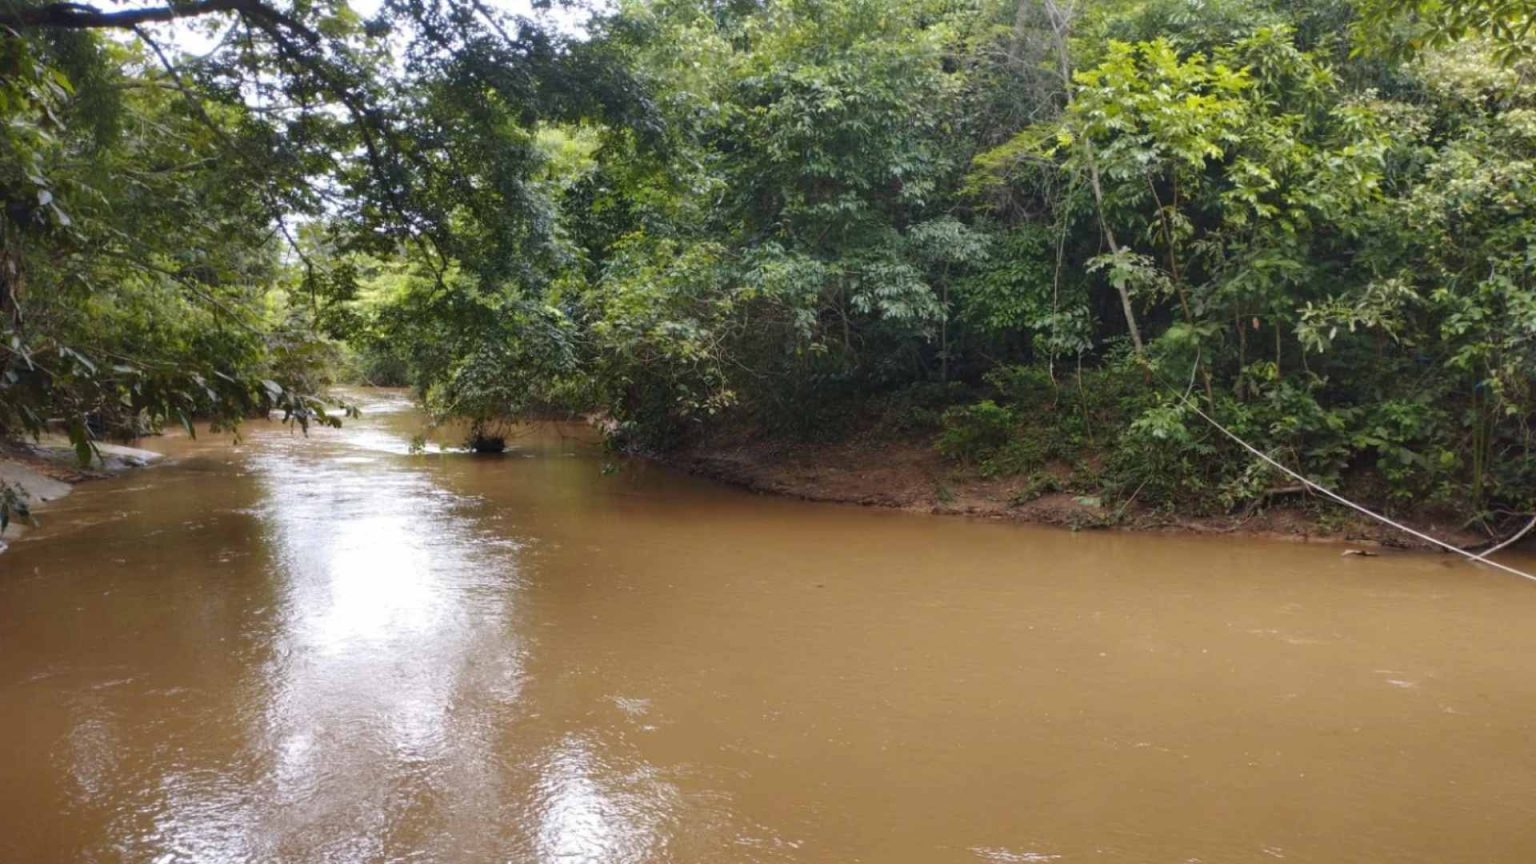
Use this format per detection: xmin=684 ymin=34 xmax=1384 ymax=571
xmin=1166 ymin=360 xmax=1536 ymax=584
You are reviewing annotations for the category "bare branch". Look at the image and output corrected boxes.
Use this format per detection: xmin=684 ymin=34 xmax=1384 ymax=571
xmin=0 ymin=0 xmax=321 ymax=45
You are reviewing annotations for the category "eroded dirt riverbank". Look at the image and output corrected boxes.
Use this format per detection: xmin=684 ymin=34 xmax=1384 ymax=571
xmin=661 ymin=434 xmax=1493 ymax=551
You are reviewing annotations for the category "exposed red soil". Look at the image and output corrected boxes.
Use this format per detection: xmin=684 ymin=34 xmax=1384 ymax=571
xmin=661 ymin=434 xmax=1489 ymax=551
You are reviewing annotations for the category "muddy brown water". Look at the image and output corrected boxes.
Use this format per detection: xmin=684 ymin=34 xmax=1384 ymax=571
xmin=3 ymin=389 xmax=1536 ymax=863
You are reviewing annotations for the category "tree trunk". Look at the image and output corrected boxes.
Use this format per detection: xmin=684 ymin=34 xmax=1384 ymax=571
xmin=1041 ymin=0 xmax=1144 ymax=353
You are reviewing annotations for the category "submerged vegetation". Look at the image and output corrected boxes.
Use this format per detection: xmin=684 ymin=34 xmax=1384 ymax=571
xmin=3 ymin=0 xmax=1536 ymax=536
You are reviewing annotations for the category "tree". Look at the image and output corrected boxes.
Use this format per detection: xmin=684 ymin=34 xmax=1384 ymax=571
xmin=0 ymin=0 xmax=646 ymax=456
xmin=1352 ymin=0 xmax=1536 ymax=64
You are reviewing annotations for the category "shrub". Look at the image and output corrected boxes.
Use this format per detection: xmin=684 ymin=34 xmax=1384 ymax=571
xmin=936 ymin=400 xmax=1017 ymax=463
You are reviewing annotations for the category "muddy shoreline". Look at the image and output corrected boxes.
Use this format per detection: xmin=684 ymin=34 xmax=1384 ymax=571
xmin=0 ymin=418 xmax=1491 ymax=554
xmin=657 ymin=436 xmax=1492 ymax=552
xmin=0 ymin=441 xmax=164 ymax=548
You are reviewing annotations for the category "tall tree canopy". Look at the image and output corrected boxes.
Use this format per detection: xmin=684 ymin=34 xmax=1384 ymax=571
xmin=0 ymin=0 xmax=645 ymax=449
xmin=5 ymin=0 xmax=1536 ymax=532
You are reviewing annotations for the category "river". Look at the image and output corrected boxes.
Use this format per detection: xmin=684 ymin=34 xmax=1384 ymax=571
xmin=2 ymin=389 xmax=1535 ymax=863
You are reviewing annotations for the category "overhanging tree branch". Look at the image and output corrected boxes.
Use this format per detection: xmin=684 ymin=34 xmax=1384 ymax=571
xmin=0 ymin=0 xmax=321 ymax=44
xmin=1 ymin=0 xmax=239 ymax=30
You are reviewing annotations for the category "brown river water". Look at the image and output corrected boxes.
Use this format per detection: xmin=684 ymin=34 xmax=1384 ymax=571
xmin=3 ymin=389 xmax=1536 ymax=863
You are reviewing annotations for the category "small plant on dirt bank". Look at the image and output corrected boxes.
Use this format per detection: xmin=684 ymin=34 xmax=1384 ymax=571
xmin=934 ymin=481 xmax=956 ymax=505
xmin=936 ymin=401 xmax=1016 ymax=465
xmin=1009 ymin=473 xmax=1063 ymax=506
xmin=935 ymin=361 xmax=1148 ymax=484
xmin=0 ymin=482 xmax=31 ymax=534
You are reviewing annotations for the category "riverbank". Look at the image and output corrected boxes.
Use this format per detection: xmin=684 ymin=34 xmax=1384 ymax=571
xmin=660 ymin=433 xmax=1491 ymax=551
xmin=0 ymin=441 xmax=164 ymax=548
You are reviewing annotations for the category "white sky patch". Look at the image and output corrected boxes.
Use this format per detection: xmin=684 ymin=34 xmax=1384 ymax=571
xmin=122 ymin=0 xmax=604 ymax=56
xmin=98 ymin=0 xmax=610 ymax=231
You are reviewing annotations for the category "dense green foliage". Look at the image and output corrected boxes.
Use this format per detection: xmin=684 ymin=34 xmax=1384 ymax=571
xmin=0 ymin=0 xmax=639 ymax=458
xmin=6 ymin=0 xmax=1536 ymax=532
